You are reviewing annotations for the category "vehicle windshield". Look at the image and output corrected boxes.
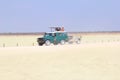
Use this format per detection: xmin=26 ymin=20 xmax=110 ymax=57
xmin=44 ymin=33 xmax=55 ymax=36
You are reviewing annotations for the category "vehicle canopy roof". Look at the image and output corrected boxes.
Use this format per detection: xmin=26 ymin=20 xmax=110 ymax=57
xmin=45 ymin=31 xmax=67 ymax=34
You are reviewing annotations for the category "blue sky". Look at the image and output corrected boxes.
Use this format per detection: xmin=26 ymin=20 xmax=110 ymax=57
xmin=0 ymin=0 xmax=120 ymax=32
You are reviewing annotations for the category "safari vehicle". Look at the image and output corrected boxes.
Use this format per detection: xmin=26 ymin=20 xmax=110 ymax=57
xmin=37 ymin=27 xmax=81 ymax=46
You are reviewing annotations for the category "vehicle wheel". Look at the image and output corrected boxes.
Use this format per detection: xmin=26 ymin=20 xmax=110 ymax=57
xmin=45 ymin=40 xmax=51 ymax=46
xmin=60 ymin=40 xmax=65 ymax=45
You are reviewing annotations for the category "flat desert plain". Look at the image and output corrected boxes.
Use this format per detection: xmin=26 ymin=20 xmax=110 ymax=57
xmin=0 ymin=43 xmax=120 ymax=80
xmin=0 ymin=33 xmax=120 ymax=80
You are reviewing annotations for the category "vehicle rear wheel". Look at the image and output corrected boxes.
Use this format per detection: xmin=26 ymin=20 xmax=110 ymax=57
xmin=60 ymin=40 xmax=65 ymax=45
xmin=45 ymin=40 xmax=51 ymax=46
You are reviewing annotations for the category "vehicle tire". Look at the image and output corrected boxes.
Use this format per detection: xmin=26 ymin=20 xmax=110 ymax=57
xmin=45 ymin=40 xmax=51 ymax=46
xmin=60 ymin=40 xmax=65 ymax=45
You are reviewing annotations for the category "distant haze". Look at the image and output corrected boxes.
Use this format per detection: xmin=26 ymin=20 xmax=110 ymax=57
xmin=0 ymin=0 xmax=120 ymax=32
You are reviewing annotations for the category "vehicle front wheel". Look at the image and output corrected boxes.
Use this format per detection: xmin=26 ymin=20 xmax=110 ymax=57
xmin=60 ymin=40 xmax=65 ymax=45
xmin=45 ymin=40 xmax=51 ymax=46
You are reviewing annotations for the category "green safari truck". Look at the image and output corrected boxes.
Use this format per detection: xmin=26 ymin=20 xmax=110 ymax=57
xmin=37 ymin=31 xmax=69 ymax=46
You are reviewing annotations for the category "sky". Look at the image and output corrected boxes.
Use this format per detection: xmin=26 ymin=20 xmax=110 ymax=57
xmin=0 ymin=0 xmax=120 ymax=32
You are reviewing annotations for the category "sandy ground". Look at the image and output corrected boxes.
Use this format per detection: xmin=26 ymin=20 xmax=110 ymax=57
xmin=0 ymin=43 xmax=120 ymax=80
